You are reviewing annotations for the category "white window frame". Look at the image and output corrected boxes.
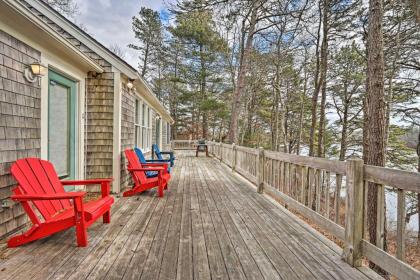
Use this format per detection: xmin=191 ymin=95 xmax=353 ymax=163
xmin=134 ymin=98 xmax=153 ymax=152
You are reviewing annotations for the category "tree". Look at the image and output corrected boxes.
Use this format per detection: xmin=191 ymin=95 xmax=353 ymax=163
xmin=43 ymin=0 xmax=78 ymax=18
xmin=170 ymin=9 xmax=227 ymax=139
xmin=330 ymin=43 xmax=365 ymax=161
xmin=129 ymin=7 xmax=164 ymax=79
xmin=364 ymin=0 xmax=388 ymax=275
xmin=108 ymin=44 xmax=126 ymax=60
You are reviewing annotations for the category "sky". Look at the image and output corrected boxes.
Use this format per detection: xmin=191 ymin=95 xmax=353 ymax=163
xmin=73 ymin=0 xmax=171 ymax=69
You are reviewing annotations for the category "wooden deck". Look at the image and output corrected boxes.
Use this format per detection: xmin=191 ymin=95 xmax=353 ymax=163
xmin=0 ymin=151 xmax=381 ymax=280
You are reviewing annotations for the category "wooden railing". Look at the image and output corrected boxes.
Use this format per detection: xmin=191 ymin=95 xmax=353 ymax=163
xmin=204 ymin=141 xmax=420 ymax=279
xmin=171 ymin=140 xmax=198 ymax=150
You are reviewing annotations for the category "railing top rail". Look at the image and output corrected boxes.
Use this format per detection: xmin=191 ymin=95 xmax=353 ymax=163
xmin=264 ymin=150 xmax=347 ymax=175
xmin=220 ymin=143 xmax=233 ymax=148
xmin=364 ymin=165 xmax=420 ymax=192
xmin=192 ymin=140 xmax=420 ymax=192
xmin=235 ymin=145 xmax=259 ymax=155
xmin=172 ymin=140 xmax=198 ymax=142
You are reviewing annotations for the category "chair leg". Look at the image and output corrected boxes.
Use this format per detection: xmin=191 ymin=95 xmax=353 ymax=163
xmin=103 ymin=211 xmax=111 ymax=223
xmin=75 ymin=223 xmax=88 ymax=247
xmin=158 ymin=185 xmax=164 ymax=197
xmin=74 ymin=198 xmax=88 ymax=247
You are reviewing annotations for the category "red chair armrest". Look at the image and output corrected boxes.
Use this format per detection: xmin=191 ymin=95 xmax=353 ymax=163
xmin=61 ymin=179 xmax=112 ymax=198
xmin=61 ymin=178 xmax=113 ymax=185
xmin=128 ymin=167 xmax=164 ymax=172
xmin=11 ymin=192 xmax=86 ymax=201
xmin=142 ymin=163 xmax=167 ymax=167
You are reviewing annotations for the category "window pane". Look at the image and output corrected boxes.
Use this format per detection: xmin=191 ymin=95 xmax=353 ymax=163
xmin=142 ymin=104 xmax=146 ymax=126
xmin=150 ymin=128 xmax=152 ymax=148
xmin=142 ymin=127 xmax=146 ymax=149
xmin=49 ymin=82 xmax=69 ymax=177
xmin=134 ymin=126 xmax=139 ymax=147
xmin=135 ymin=99 xmax=139 ymax=124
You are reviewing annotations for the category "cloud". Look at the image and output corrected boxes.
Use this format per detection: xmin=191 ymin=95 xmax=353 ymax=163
xmin=73 ymin=0 xmax=170 ymax=68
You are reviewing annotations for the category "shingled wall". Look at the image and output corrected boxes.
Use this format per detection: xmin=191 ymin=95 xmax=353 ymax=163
xmin=0 ymin=30 xmax=41 ymax=237
xmin=85 ymin=71 xmax=114 ymax=181
xmin=120 ymin=85 xmax=135 ymax=190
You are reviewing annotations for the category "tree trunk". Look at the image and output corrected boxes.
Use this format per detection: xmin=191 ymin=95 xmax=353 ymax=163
xmin=297 ymin=53 xmax=309 ymax=155
xmin=170 ymin=44 xmax=179 ymax=140
xmin=365 ymin=0 xmax=388 ymax=275
xmin=417 ymin=132 xmax=420 ymax=241
xmin=317 ymin=0 xmax=329 ymax=158
xmin=141 ymin=43 xmax=150 ymax=78
xmin=272 ymin=83 xmax=280 ymax=150
xmin=309 ymin=3 xmax=323 ymax=156
xmin=339 ymin=105 xmax=348 ymax=161
xmin=200 ymin=43 xmax=208 ymax=139
xmin=227 ymin=3 xmax=258 ymax=144
xmin=297 ymin=94 xmax=305 ymax=155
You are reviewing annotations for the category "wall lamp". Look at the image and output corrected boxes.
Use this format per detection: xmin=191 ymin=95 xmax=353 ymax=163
xmin=127 ymin=78 xmax=135 ymax=90
xmin=24 ymin=62 xmax=47 ymax=83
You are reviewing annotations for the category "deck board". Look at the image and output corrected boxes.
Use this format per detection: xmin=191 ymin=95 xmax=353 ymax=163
xmin=0 ymin=151 xmax=381 ymax=280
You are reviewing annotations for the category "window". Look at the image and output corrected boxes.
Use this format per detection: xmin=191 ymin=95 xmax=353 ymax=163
xmin=134 ymin=99 xmax=141 ymax=149
xmin=166 ymin=122 xmax=171 ymax=144
xmin=134 ymin=99 xmax=152 ymax=151
xmin=156 ymin=117 xmax=161 ymax=146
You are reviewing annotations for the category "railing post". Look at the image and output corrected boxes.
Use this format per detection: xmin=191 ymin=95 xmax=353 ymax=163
xmin=232 ymin=143 xmax=237 ymax=172
xmin=396 ymin=189 xmax=406 ymax=261
xmin=257 ymin=147 xmax=264 ymax=194
xmin=219 ymin=143 xmax=223 ymax=162
xmin=343 ymin=158 xmax=364 ymax=267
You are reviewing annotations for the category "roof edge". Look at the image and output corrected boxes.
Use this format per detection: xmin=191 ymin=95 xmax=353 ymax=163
xmin=3 ymin=0 xmax=104 ymax=73
xmin=24 ymin=0 xmax=173 ymax=122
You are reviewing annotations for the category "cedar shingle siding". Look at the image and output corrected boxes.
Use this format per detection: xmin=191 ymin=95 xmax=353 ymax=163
xmin=85 ymin=71 xmax=114 ymax=180
xmin=0 ymin=30 xmax=41 ymax=237
xmin=0 ymin=1 xmax=171 ymax=239
xmin=120 ymin=86 xmax=135 ymax=190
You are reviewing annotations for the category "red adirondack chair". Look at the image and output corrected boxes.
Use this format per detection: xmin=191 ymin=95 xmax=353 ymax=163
xmin=123 ymin=149 xmax=171 ymax=197
xmin=8 ymin=158 xmax=114 ymax=248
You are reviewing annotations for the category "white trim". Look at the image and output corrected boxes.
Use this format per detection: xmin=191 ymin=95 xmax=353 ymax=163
xmin=112 ymin=71 xmax=122 ymax=193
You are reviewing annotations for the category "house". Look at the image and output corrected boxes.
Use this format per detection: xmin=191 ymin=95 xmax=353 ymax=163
xmin=0 ymin=0 xmax=173 ymax=238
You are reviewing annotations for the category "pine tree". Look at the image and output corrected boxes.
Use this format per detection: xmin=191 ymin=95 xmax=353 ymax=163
xmin=129 ymin=7 xmax=164 ymax=79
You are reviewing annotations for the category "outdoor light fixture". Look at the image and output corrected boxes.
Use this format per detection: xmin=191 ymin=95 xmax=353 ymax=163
xmin=127 ymin=78 xmax=135 ymax=89
xmin=24 ymin=62 xmax=47 ymax=83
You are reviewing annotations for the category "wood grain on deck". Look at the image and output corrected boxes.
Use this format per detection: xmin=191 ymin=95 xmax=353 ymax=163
xmin=0 ymin=151 xmax=381 ymax=280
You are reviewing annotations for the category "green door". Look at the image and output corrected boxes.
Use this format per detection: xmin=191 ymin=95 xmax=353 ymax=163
xmin=48 ymin=70 xmax=76 ymax=180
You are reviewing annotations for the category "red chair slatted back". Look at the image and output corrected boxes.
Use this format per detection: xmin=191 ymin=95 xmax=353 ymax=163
xmin=124 ymin=149 xmax=148 ymax=185
xmin=11 ymin=158 xmax=72 ymax=221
